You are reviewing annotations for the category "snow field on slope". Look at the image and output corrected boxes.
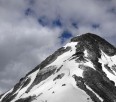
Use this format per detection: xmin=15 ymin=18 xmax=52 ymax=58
xmin=2 ymin=42 xmax=97 ymax=102
xmin=23 ymin=42 xmax=94 ymax=102
xmin=20 ymin=42 xmax=82 ymax=97
xmin=8 ymin=42 xmax=78 ymax=101
xmin=32 ymin=74 xmax=93 ymax=102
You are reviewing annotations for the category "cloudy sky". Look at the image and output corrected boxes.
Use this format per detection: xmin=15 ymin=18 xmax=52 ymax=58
xmin=0 ymin=0 xmax=116 ymax=94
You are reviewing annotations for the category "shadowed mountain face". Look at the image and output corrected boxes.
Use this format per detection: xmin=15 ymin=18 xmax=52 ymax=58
xmin=0 ymin=33 xmax=116 ymax=102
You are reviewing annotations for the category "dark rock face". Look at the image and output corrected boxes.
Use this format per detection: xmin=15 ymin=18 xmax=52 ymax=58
xmin=1 ymin=76 xmax=27 ymax=102
xmin=71 ymin=33 xmax=116 ymax=73
xmin=84 ymin=68 xmax=116 ymax=102
xmin=15 ymin=96 xmax=36 ymax=102
xmin=26 ymin=66 xmax=56 ymax=93
xmin=53 ymin=73 xmax=65 ymax=81
xmin=1 ymin=93 xmax=17 ymax=102
xmin=71 ymin=33 xmax=116 ymax=56
xmin=0 ymin=94 xmax=3 ymax=99
xmin=20 ymin=78 xmax=31 ymax=89
xmin=72 ymin=51 xmax=87 ymax=63
xmin=62 ymin=84 xmax=66 ymax=86
xmin=71 ymin=33 xmax=116 ymax=102
xmin=112 ymin=65 xmax=116 ymax=73
xmin=104 ymin=64 xmax=115 ymax=75
xmin=56 ymin=65 xmax=63 ymax=72
xmin=73 ymin=75 xmax=101 ymax=102
xmin=73 ymin=65 xmax=116 ymax=102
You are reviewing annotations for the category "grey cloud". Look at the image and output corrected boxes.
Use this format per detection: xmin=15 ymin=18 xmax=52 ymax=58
xmin=0 ymin=0 xmax=62 ymax=93
xmin=0 ymin=27 xmax=61 ymax=93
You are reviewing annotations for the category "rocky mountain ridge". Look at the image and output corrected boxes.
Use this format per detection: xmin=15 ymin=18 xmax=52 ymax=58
xmin=0 ymin=33 xmax=116 ymax=102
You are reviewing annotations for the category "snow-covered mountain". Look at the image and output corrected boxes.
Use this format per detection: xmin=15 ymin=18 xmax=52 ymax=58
xmin=1 ymin=33 xmax=116 ymax=102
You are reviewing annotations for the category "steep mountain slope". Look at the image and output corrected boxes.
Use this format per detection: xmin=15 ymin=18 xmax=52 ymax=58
xmin=0 ymin=33 xmax=116 ymax=102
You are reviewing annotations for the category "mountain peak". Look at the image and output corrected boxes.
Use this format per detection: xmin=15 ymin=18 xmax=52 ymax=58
xmin=71 ymin=33 xmax=116 ymax=56
xmin=71 ymin=33 xmax=105 ymax=42
xmin=0 ymin=33 xmax=116 ymax=102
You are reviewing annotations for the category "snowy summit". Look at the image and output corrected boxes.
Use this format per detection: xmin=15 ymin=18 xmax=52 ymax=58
xmin=0 ymin=33 xmax=116 ymax=102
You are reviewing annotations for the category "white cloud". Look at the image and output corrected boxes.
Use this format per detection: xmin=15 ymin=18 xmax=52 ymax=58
xmin=0 ymin=0 xmax=62 ymax=93
xmin=29 ymin=0 xmax=116 ymax=37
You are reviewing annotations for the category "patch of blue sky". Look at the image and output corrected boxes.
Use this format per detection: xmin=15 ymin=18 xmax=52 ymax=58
xmin=38 ymin=16 xmax=49 ymax=27
xmin=52 ymin=18 xmax=62 ymax=27
xmin=59 ymin=30 xmax=73 ymax=44
xmin=25 ymin=8 xmax=34 ymax=16
xmin=92 ymin=24 xmax=100 ymax=29
xmin=72 ymin=22 xmax=78 ymax=29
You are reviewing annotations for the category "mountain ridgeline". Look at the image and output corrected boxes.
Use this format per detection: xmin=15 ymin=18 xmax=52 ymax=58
xmin=0 ymin=33 xmax=116 ymax=102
